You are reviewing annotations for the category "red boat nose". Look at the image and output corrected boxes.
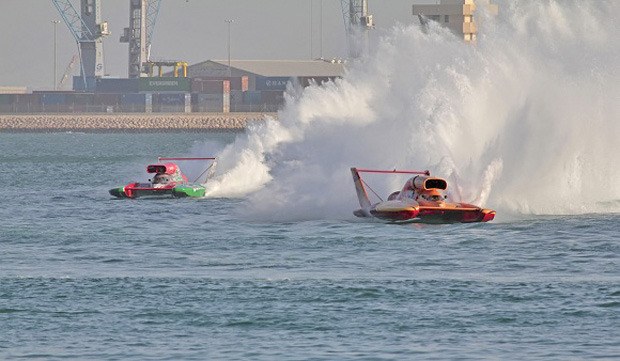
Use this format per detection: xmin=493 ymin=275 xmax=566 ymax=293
xmin=481 ymin=210 xmax=496 ymax=222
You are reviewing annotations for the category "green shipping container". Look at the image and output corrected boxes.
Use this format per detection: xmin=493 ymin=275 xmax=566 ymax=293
xmin=139 ymin=77 xmax=191 ymax=92
xmin=0 ymin=94 xmax=15 ymax=105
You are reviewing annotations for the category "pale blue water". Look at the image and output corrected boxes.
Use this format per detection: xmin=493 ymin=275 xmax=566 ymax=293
xmin=1 ymin=133 xmax=618 ymax=360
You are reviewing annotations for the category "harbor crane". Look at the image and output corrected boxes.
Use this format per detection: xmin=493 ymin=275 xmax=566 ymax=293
xmin=57 ymin=54 xmax=79 ymax=90
xmin=340 ymin=0 xmax=373 ymax=58
xmin=52 ymin=0 xmax=163 ymax=88
xmin=120 ymin=0 xmax=162 ymax=78
xmin=51 ymin=0 xmax=110 ymax=90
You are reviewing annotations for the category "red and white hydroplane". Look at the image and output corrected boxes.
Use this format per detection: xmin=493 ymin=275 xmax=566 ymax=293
xmin=351 ymin=167 xmax=495 ymax=224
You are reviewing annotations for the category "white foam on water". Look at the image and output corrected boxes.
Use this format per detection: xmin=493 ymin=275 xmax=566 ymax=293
xmin=200 ymin=1 xmax=620 ymax=220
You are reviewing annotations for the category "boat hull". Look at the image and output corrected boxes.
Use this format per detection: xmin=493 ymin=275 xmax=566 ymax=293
xmin=415 ymin=207 xmax=495 ymax=223
xmin=365 ymin=200 xmax=419 ymax=223
xmin=358 ymin=200 xmax=496 ymax=224
xmin=350 ymin=167 xmax=496 ymax=224
xmin=109 ymin=185 xmax=206 ymax=199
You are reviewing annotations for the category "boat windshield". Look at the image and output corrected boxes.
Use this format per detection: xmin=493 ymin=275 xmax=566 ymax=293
xmin=153 ymin=174 xmax=171 ymax=185
xmin=422 ymin=194 xmax=444 ymax=201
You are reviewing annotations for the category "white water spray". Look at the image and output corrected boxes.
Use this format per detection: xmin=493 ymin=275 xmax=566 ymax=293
xmin=203 ymin=1 xmax=620 ymax=220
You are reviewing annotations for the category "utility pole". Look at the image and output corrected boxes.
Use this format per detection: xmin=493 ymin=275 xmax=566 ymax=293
xmin=52 ymin=20 xmax=60 ymax=90
xmin=225 ymin=19 xmax=234 ymax=77
xmin=320 ymin=0 xmax=323 ymax=59
xmin=310 ymin=0 xmax=313 ymax=59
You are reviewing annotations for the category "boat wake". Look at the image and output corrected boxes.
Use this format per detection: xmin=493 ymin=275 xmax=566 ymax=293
xmin=202 ymin=1 xmax=620 ymax=221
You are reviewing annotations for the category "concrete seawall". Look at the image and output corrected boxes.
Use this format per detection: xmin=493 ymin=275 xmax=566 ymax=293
xmin=0 ymin=113 xmax=277 ymax=132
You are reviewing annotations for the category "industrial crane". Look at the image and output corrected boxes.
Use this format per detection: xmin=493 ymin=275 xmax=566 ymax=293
xmin=52 ymin=0 xmax=163 ymax=89
xmin=51 ymin=0 xmax=110 ymax=91
xmin=120 ymin=0 xmax=162 ymax=78
xmin=57 ymin=54 xmax=79 ymax=90
xmin=340 ymin=0 xmax=373 ymax=59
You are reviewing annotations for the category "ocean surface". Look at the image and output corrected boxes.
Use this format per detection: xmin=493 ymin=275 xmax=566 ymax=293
xmin=1 ymin=132 xmax=618 ymax=360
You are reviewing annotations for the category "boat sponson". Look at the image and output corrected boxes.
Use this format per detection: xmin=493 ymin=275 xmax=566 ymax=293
xmin=416 ymin=207 xmax=495 ymax=223
xmin=172 ymin=185 xmax=206 ymax=198
xmin=109 ymin=187 xmax=127 ymax=198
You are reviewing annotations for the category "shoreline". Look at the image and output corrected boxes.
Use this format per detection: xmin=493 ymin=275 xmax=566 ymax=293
xmin=0 ymin=113 xmax=276 ymax=132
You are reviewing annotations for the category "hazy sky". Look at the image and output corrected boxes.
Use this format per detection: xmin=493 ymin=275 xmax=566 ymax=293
xmin=0 ymin=0 xmax=438 ymax=90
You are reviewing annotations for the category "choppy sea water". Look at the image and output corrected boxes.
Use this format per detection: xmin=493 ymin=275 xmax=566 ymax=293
xmin=1 ymin=133 xmax=618 ymax=360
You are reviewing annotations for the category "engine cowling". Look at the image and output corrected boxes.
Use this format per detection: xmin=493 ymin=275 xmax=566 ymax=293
xmin=146 ymin=163 xmax=179 ymax=175
xmin=413 ymin=176 xmax=447 ymax=191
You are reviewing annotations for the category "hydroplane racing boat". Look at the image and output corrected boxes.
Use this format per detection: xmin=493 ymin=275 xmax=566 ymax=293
xmin=351 ymin=167 xmax=495 ymax=224
xmin=109 ymin=157 xmax=216 ymax=199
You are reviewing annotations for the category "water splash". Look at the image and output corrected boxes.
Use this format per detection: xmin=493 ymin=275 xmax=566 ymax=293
xmin=203 ymin=0 xmax=620 ymax=220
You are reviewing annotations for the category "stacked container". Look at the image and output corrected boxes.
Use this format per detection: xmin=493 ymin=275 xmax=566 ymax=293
xmin=121 ymin=93 xmax=146 ymax=112
xmin=191 ymin=80 xmax=230 ymax=113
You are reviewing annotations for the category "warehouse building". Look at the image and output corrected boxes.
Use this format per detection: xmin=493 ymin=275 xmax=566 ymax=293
xmin=183 ymin=59 xmax=346 ymax=112
xmin=185 ymin=59 xmax=346 ymax=91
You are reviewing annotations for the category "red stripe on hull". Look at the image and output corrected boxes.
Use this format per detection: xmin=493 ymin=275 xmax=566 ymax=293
xmin=417 ymin=208 xmax=495 ymax=223
xmin=370 ymin=209 xmax=420 ymax=222
xmin=368 ymin=208 xmax=495 ymax=224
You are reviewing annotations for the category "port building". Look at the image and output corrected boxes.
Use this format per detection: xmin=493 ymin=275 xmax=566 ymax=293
xmin=412 ymin=0 xmax=498 ymax=42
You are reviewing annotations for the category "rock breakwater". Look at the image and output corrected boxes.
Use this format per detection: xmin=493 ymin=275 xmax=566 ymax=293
xmin=0 ymin=113 xmax=276 ymax=132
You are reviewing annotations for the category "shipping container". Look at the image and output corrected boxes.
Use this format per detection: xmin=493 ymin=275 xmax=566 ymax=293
xmin=96 ymin=78 xmax=139 ymax=93
xmin=184 ymin=93 xmax=191 ymax=113
xmin=261 ymin=90 xmax=285 ymax=105
xmin=121 ymin=93 xmax=146 ymax=112
xmin=191 ymin=79 xmax=230 ymax=94
xmin=139 ymin=77 xmax=191 ymax=92
xmin=10 ymin=94 xmax=40 ymax=112
xmin=243 ymin=91 xmax=262 ymax=105
xmin=0 ymin=94 xmax=15 ymax=112
xmin=73 ymin=76 xmax=97 ymax=92
xmin=121 ymin=93 xmax=145 ymax=104
xmin=191 ymin=93 xmax=204 ymax=112
xmin=94 ymin=93 xmax=121 ymax=107
xmin=255 ymin=76 xmax=291 ymax=91
xmin=153 ymin=93 xmax=186 ymax=112
xmin=229 ymin=90 xmax=246 ymax=112
xmin=93 ymin=93 xmax=121 ymax=113
xmin=0 ymin=94 xmax=15 ymax=113
xmin=192 ymin=76 xmax=247 ymax=91
xmin=41 ymin=93 xmax=66 ymax=105
xmin=241 ymin=76 xmax=249 ymax=92
xmin=0 ymin=94 xmax=14 ymax=105
xmin=66 ymin=93 xmax=94 ymax=112
xmin=222 ymin=93 xmax=230 ymax=113
xmin=192 ymin=93 xmax=225 ymax=112
xmin=229 ymin=90 xmax=243 ymax=104
xmin=66 ymin=93 xmax=94 ymax=104
xmin=38 ymin=93 xmax=67 ymax=112
xmin=145 ymin=93 xmax=153 ymax=113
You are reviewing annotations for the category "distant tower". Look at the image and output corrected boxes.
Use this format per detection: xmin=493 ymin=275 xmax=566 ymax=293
xmin=120 ymin=0 xmax=162 ymax=78
xmin=412 ymin=0 xmax=498 ymax=42
xmin=52 ymin=0 xmax=110 ymax=90
xmin=341 ymin=0 xmax=374 ymax=58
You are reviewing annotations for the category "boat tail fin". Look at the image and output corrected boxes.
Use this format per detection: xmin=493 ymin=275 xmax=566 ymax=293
xmin=206 ymin=160 xmax=217 ymax=180
xmin=351 ymin=167 xmax=371 ymax=209
xmin=196 ymin=159 xmax=217 ymax=185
